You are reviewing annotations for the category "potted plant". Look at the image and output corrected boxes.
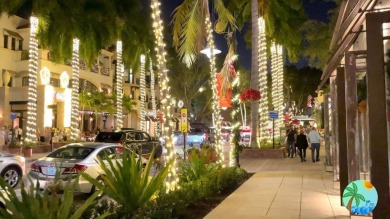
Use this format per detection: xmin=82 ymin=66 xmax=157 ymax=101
xmin=22 ymin=143 xmax=34 ymax=157
xmin=8 ymin=143 xmax=22 ymax=155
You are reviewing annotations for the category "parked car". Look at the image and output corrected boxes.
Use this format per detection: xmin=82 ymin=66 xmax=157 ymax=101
xmin=28 ymin=142 xmax=147 ymax=195
xmin=0 ymin=153 xmax=25 ymax=188
xmin=95 ymin=128 xmax=163 ymax=159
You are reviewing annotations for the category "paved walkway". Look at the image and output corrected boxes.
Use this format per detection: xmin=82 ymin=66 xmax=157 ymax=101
xmin=205 ymin=149 xmax=350 ymax=219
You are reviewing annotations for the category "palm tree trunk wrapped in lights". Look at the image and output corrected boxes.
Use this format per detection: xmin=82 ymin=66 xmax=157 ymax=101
xmin=276 ymin=45 xmax=284 ymax=136
xmin=205 ymin=16 xmax=224 ymax=164
xmin=258 ymin=17 xmax=269 ymax=146
xmin=70 ymin=38 xmax=80 ymax=141
xmin=116 ymin=41 xmax=124 ymax=130
xmin=25 ymin=15 xmax=39 ymax=143
xmin=151 ymin=0 xmax=177 ymax=191
xmin=140 ymin=55 xmax=146 ymax=131
xmin=271 ymin=42 xmax=280 ymax=138
xmin=150 ymin=59 xmax=159 ymax=136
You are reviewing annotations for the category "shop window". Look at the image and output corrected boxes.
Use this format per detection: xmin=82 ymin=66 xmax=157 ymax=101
xmin=11 ymin=38 xmax=15 ymax=50
xmin=50 ymin=78 xmax=60 ymax=87
xmin=18 ymin=39 xmax=22 ymax=50
xmin=22 ymin=77 xmax=30 ymax=86
xmin=3 ymin=35 xmax=8 ymax=48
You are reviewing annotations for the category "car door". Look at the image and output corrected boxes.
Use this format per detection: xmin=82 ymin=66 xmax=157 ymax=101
xmin=96 ymin=148 xmax=118 ymax=172
xmin=140 ymin=132 xmax=154 ymax=156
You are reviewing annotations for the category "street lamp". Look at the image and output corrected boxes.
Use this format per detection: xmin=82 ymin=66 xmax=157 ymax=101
xmin=102 ymin=114 xmax=108 ymax=130
xmin=200 ymin=47 xmax=221 ymax=59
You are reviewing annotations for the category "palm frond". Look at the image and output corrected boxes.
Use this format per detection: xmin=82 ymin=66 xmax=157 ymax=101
xmin=214 ymin=0 xmax=236 ymax=33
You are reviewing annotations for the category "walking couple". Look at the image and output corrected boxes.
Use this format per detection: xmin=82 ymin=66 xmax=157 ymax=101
xmin=286 ymin=125 xmax=323 ymax=163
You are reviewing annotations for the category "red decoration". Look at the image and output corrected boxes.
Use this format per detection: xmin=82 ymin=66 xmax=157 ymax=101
xmin=216 ymin=73 xmax=232 ymax=108
xmin=239 ymin=89 xmax=261 ymax=102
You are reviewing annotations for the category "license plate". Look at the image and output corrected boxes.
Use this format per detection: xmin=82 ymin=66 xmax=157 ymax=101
xmin=47 ymin=167 xmax=56 ymax=176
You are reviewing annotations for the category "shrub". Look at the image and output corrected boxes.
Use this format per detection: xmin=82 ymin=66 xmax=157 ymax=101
xmin=81 ymin=149 xmax=173 ymax=218
xmin=179 ymin=149 xmax=221 ymax=183
xmin=0 ymin=177 xmax=102 ymax=219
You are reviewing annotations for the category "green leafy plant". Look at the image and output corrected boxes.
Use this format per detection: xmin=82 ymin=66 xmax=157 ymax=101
xmin=180 ymin=149 xmax=221 ymax=183
xmin=81 ymin=149 xmax=173 ymax=217
xmin=0 ymin=176 xmax=102 ymax=219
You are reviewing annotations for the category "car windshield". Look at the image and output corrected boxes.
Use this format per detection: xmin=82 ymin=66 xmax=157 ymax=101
xmin=47 ymin=147 xmax=95 ymax=159
xmin=190 ymin=128 xmax=203 ymax=133
xmin=95 ymin=132 xmax=123 ymax=142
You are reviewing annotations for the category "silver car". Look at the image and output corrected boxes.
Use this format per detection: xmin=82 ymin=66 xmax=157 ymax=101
xmin=28 ymin=142 xmax=146 ymax=194
xmin=0 ymin=153 xmax=25 ymax=188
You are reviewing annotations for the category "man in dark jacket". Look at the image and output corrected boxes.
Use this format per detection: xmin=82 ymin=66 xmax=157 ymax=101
xmin=286 ymin=125 xmax=297 ymax=158
xmin=296 ymin=129 xmax=309 ymax=162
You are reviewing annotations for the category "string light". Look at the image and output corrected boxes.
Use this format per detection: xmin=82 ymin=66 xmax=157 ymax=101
xmin=258 ymin=17 xmax=269 ymax=145
xmin=230 ymin=71 xmax=240 ymax=167
xmin=151 ymin=0 xmax=177 ymax=191
xmin=271 ymin=42 xmax=280 ymax=139
xmin=70 ymin=38 xmax=80 ymax=140
xmin=25 ymin=15 xmax=39 ymax=143
xmin=205 ymin=16 xmax=224 ymax=164
xmin=276 ymin=45 xmax=284 ymax=134
xmin=116 ymin=41 xmax=124 ymax=130
xmin=150 ymin=59 xmax=159 ymax=136
xmin=140 ymin=54 xmax=146 ymax=131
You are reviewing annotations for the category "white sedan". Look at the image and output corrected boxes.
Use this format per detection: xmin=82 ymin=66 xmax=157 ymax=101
xmin=28 ymin=142 xmax=146 ymax=194
xmin=0 ymin=153 xmax=25 ymax=188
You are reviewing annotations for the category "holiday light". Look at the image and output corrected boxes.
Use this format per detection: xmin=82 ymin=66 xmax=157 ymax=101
xmin=230 ymin=71 xmax=240 ymax=167
xmin=258 ymin=17 xmax=269 ymax=144
xmin=151 ymin=0 xmax=178 ymax=191
xmin=276 ymin=45 xmax=284 ymax=134
xmin=25 ymin=15 xmax=39 ymax=143
xmin=140 ymin=54 xmax=146 ymax=131
xmin=205 ymin=16 xmax=224 ymax=164
xmin=116 ymin=41 xmax=123 ymax=130
xmin=70 ymin=38 xmax=80 ymax=141
xmin=271 ymin=42 xmax=280 ymax=138
xmin=150 ymin=59 xmax=159 ymax=136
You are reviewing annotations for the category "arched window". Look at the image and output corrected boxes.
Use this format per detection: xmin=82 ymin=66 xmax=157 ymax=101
xmin=79 ymin=79 xmax=98 ymax=93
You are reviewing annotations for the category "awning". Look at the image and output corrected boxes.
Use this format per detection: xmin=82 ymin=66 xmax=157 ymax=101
xmin=3 ymin=29 xmax=23 ymax=40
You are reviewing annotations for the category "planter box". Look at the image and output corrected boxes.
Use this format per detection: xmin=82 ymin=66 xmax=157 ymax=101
xmin=187 ymin=149 xmax=218 ymax=163
xmin=240 ymin=147 xmax=287 ymax=158
xmin=23 ymin=148 xmax=33 ymax=157
xmin=32 ymin=143 xmax=68 ymax=153
xmin=8 ymin=147 xmax=22 ymax=155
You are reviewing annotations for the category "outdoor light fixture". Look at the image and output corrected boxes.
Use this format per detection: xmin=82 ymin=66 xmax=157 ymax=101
xmin=200 ymin=47 xmax=221 ymax=59
xmin=140 ymin=54 xmax=146 ymax=131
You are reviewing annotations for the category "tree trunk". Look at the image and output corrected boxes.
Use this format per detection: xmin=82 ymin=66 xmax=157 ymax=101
xmin=347 ymin=196 xmax=355 ymax=212
xmin=250 ymin=0 xmax=259 ymax=148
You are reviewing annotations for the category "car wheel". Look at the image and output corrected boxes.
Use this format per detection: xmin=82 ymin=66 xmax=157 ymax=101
xmin=90 ymin=176 xmax=105 ymax=198
xmin=153 ymin=145 xmax=163 ymax=159
xmin=1 ymin=166 xmax=21 ymax=188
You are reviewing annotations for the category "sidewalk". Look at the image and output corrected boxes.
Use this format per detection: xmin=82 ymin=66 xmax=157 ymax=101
xmin=205 ymin=150 xmax=350 ymax=219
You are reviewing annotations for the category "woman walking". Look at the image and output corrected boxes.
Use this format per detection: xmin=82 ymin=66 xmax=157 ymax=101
xmin=296 ymin=129 xmax=309 ymax=162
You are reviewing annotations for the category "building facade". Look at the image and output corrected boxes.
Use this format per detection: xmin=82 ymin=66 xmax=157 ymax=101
xmin=0 ymin=14 xmax=160 ymax=140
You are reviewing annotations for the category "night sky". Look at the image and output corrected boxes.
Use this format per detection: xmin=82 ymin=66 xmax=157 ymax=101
xmin=161 ymin=0 xmax=337 ymax=70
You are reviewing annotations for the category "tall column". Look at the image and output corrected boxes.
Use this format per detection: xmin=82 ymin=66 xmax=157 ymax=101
xmin=116 ymin=41 xmax=124 ymax=130
xmin=139 ymin=55 xmax=146 ymax=131
xmin=25 ymin=16 xmax=39 ymax=143
xmin=344 ymin=51 xmax=359 ymax=181
xmin=330 ymin=75 xmax=339 ymax=182
xmin=324 ymin=93 xmax=331 ymax=168
xmin=70 ymin=38 xmax=80 ymax=140
xmin=366 ymin=12 xmax=390 ymax=217
xmin=336 ymin=67 xmax=348 ymax=205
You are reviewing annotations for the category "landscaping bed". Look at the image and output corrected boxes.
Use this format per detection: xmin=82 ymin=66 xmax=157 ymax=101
xmin=240 ymin=147 xmax=287 ymax=158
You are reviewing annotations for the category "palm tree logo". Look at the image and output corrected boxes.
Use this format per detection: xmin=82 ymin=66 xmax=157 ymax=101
xmin=343 ymin=182 xmax=365 ymax=212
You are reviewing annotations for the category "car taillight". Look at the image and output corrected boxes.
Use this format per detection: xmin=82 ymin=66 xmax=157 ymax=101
xmin=30 ymin=162 xmax=40 ymax=173
xmin=63 ymin=164 xmax=88 ymax=174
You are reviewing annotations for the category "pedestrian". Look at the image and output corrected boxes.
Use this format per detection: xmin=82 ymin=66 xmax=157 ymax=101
xmin=308 ymin=126 xmax=323 ymax=163
xmin=296 ymin=129 xmax=309 ymax=162
xmin=16 ymin=126 xmax=22 ymax=142
xmin=4 ymin=126 xmax=9 ymax=145
xmin=286 ymin=125 xmax=297 ymax=158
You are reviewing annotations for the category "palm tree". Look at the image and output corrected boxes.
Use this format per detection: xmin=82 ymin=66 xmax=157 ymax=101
xmin=79 ymin=90 xmax=94 ymax=131
xmin=172 ymin=0 xmax=236 ymax=66
xmin=343 ymin=182 xmax=365 ymax=212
